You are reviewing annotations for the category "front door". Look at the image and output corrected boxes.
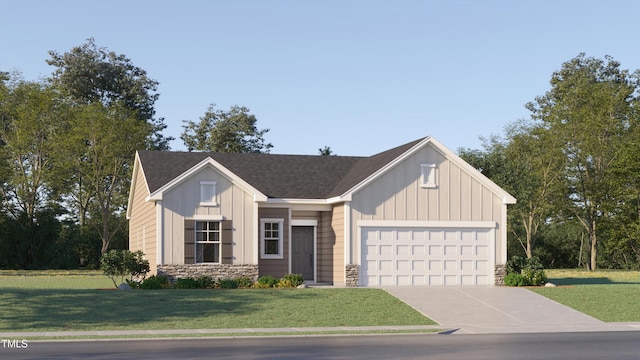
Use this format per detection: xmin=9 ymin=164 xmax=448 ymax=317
xmin=292 ymin=226 xmax=314 ymax=281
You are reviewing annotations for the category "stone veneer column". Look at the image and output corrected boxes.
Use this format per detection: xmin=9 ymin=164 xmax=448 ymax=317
xmin=345 ymin=264 xmax=359 ymax=287
xmin=494 ymin=264 xmax=507 ymax=286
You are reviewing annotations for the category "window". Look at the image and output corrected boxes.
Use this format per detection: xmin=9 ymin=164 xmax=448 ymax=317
xmin=195 ymin=221 xmax=220 ymax=263
xmin=200 ymin=181 xmax=217 ymax=206
xmin=260 ymin=219 xmax=284 ymax=259
xmin=420 ymin=163 xmax=437 ymax=188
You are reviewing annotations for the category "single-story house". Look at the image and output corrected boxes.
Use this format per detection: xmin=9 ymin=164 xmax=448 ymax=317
xmin=127 ymin=136 xmax=516 ymax=287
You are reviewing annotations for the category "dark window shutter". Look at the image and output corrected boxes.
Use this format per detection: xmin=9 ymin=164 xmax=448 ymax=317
xmin=184 ymin=220 xmax=195 ymax=264
xmin=221 ymin=220 xmax=233 ymax=264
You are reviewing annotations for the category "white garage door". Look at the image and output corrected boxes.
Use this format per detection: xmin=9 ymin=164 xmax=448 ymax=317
xmin=361 ymin=226 xmax=494 ymax=286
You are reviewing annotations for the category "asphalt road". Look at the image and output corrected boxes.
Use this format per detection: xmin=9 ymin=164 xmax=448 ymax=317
xmin=3 ymin=332 xmax=640 ymax=360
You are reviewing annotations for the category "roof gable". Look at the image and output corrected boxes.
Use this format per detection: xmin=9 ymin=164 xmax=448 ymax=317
xmin=134 ymin=136 xmax=515 ymax=204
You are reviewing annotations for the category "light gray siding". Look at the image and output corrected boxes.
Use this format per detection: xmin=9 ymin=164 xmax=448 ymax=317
xmin=348 ymin=143 xmax=505 ymax=263
xmin=161 ymin=166 xmax=256 ymax=265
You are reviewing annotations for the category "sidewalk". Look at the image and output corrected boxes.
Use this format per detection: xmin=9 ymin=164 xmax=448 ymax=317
xmin=0 ymin=325 xmax=446 ymax=339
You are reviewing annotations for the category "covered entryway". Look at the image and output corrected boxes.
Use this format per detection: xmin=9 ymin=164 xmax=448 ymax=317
xmin=292 ymin=226 xmax=315 ymax=280
xmin=360 ymin=222 xmax=496 ymax=286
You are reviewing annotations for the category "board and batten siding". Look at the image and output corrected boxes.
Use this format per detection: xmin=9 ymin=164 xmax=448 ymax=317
xmin=128 ymin=162 xmax=158 ymax=274
xmin=348 ymin=144 xmax=505 ymax=264
xmin=161 ymin=166 xmax=256 ymax=265
xmin=331 ymin=204 xmax=345 ymax=284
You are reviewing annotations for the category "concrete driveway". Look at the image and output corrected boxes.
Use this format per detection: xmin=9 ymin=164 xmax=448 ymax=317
xmin=385 ymin=286 xmax=640 ymax=334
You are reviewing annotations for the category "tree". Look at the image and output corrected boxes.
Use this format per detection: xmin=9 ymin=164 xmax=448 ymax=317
xmin=55 ymin=102 xmax=151 ymax=254
xmin=502 ymin=120 xmax=565 ymax=259
xmin=318 ymin=146 xmax=336 ymax=156
xmin=46 ymin=39 xmax=166 ymax=256
xmin=0 ymin=77 xmax=65 ymax=266
xmin=47 ymin=38 xmax=171 ymax=150
xmin=181 ymin=104 xmax=272 ymax=153
xmin=526 ymin=54 xmax=639 ymax=270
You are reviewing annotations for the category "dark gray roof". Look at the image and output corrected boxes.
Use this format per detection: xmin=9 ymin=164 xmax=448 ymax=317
xmin=138 ymin=137 xmax=425 ymax=199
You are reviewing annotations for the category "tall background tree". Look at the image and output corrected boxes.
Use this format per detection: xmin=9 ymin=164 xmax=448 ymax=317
xmin=462 ymin=54 xmax=640 ymax=270
xmin=45 ymin=39 xmax=168 ymax=258
xmin=181 ymin=104 xmax=272 ymax=153
xmin=526 ymin=54 xmax=639 ymax=270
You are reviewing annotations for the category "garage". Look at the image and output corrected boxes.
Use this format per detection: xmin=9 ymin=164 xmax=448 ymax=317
xmin=360 ymin=222 xmax=496 ymax=286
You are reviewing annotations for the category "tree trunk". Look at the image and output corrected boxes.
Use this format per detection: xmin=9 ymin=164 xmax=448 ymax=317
xmin=589 ymin=218 xmax=598 ymax=270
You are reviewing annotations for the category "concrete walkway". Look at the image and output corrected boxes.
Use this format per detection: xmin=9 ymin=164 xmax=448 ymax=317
xmin=385 ymin=286 xmax=640 ymax=334
xmin=0 ymin=325 xmax=444 ymax=339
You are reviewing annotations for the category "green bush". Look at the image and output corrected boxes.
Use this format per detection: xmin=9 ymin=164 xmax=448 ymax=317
xmin=175 ymin=277 xmax=199 ymax=289
xmin=504 ymin=272 xmax=529 ymax=286
xmin=100 ymin=250 xmax=150 ymax=288
xmin=277 ymin=273 xmax=304 ymax=288
xmin=505 ymin=255 xmax=547 ymax=286
xmin=141 ymin=275 xmax=170 ymax=290
xmin=256 ymin=275 xmax=279 ymax=288
xmin=196 ymin=276 xmax=215 ymax=289
xmin=236 ymin=276 xmax=254 ymax=288
xmin=217 ymin=278 xmax=238 ymax=289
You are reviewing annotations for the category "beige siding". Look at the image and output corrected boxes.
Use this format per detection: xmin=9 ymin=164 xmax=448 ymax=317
xmin=258 ymin=207 xmax=289 ymax=277
xmin=349 ymin=143 xmax=506 ymax=263
xmin=161 ymin=166 xmax=256 ymax=265
xmin=331 ymin=204 xmax=345 ymax=284
xmin=128 ymin=162 xmax=157 ymax=274
xmin=317 ymin=210 xmax=334 ymax=283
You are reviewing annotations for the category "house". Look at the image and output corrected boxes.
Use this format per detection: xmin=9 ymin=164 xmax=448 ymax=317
xmin=127 ymin=136 xmax=516 ymax=287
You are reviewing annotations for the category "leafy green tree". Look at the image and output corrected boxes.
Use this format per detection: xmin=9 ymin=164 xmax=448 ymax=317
xmin=181 ymin=104 xmax=272 ymax=153
xmin=526 ymin=53 xmax=639 ymax=270
xmin=46 ymin=38 xmax=171 ymax=150
xmin=55 ymin=102 xmax=150 ymax=254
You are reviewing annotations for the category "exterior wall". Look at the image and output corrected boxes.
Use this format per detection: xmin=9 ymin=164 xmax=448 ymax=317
xmin=128 ymin=162 xmax=158 ymax=274
xmin=348 ymin=143 xmax=505 ymax=264
xmin=317 ymin=211 xmax=334 ymax=283
xmin=331 ymin=204 xmax=345 ymax=284
xmin=160 ymin=166 xmax=256 ymax=265
xmin=258 ymin=207 xmax=289 ymax=277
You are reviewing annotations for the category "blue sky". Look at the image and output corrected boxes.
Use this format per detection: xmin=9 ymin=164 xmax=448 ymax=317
xmin=1 ymin=1 xmax=639 ymax=156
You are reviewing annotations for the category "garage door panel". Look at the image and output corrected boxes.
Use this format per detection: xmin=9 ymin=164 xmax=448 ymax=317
xmin=361 ymin=226 xmax=493 ymax=286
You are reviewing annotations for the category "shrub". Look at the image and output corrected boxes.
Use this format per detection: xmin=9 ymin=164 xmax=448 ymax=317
xmin=218 ymin=278 xmax=238 ymax=289
xmin=196 ymin=275 xmax=215 ymax=289
xmin=175 ymin=277 xmax=199 ymax=289
xmin=504 ymin=272 xmax=529 ymax=286
xmin=505 ymin=255 xmax=547 ymax=286
xmin=236 ymin=276 xmax=254 ymax=288
xmin=100 ymin=250 xmax=150 ymax=288
xmin=277 ymin=273 xmax=304 ymax=288
xmin=141 ymin=275 xmax=170 ymax=290
xmin=256 ymin=275 xmax=279 ymax=288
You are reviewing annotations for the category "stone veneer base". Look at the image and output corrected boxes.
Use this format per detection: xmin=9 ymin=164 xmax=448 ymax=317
xmin=157 ymin=264 xmax=259 ymax=283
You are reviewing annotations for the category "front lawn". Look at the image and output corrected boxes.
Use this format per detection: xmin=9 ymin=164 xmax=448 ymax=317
xmin=530 ymin=269 xmax=640 ymax=322
xmin=0 ymin=271 xmax=435 ymax=332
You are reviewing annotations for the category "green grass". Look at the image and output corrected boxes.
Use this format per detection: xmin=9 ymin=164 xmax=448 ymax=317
xmin=530 ymin=269 xmax=640 ymax=322
xmin=0 ymin=270 xmax=113 ymax=289
xmin=0 ymin=271 xmax=435 ymax=332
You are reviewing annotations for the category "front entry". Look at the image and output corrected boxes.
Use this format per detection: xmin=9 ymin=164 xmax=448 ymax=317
xmin=291 ymin=226 xmax=314 ymax=281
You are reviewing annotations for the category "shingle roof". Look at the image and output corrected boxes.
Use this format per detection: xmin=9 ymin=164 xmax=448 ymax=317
xmin=138 ymin=137 xmax=426 ymax=199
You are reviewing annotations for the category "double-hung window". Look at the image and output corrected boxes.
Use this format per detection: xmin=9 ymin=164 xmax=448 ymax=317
xmin=195 ymin=221 xmax=221 ymax=263
xmin=260 ymin=219 xmax=284 ymax=259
